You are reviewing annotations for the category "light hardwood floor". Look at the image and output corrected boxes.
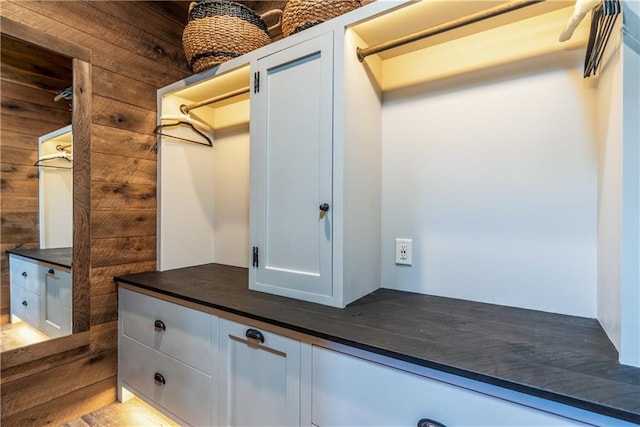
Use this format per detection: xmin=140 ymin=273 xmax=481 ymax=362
xmin=0 ymin=321 xmax=49 ymax=352
xmin=62 ymin=397 xmax=178 ymax=427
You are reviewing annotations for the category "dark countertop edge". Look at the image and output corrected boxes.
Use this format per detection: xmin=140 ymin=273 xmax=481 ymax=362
xmin=7 ymin=248 xmax=72 ymax=269
xmin=115 ymin=278 xmax=639 ymax=424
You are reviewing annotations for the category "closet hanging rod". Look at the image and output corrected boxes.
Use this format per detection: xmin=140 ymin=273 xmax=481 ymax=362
xmin=180 ymin=87 xmax=251 ymax=114
xmin=356 ymin=0 xmax=545 ymax=62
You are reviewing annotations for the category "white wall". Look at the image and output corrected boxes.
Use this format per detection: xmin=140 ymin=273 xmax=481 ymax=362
xmin=212 ymin=125 xmax=250 ymax=268
xmin=381 ymin=54 xmax=598 ymax=317
xmin=39 ymin=127 xmax=73 ymax=249
xmin=40 ymin=168 xmax=73 ymax=249
xmin=596 ymin=24 xmax=623 ymax=352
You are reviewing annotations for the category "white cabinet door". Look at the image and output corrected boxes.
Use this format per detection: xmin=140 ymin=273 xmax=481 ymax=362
xmin=250 ymin=32 xmax=334 ymax=301
xmin=219 ymin=318 xmax=301 ymax=427
xmin=41 ymin=266 xmax=72 ymax=338
xmin=312 ymin=347 xmax=589 ymax=427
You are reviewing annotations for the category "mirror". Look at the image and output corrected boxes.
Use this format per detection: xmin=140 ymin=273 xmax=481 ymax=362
xmin=0 ymin=17 xmax=90 ymax=358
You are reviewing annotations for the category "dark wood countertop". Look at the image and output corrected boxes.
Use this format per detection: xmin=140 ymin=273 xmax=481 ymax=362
xmin=7 ymin=247 xmax=72 ymax=269
xmin=115 ymin=263 xmax=640 ymax=424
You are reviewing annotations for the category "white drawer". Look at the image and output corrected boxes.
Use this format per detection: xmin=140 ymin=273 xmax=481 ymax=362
xmin=11 ymin=285 xmax=41 ymax=327
xmin=10 ymin=255 xmax=42 ymax=295
xmin=120 ymin=335 xmax=212 ymax=427
xmin=119 ymin=288 xmax=212 ymax=373
xmin=312 ymin=347 xmax=589 ymax=427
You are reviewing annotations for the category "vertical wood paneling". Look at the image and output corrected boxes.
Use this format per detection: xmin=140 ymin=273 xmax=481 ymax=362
xmin=71 ymin=57 xmax=92 ymax=335
xmin=0 ymin=1 xmax=190 ymax=424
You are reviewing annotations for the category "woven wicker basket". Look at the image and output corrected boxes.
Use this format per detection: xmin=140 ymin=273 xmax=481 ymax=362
xmin=183 ymin=1 xmax=282 ymax=73
xmin=281 ymin=0 xmax=361 ymax=38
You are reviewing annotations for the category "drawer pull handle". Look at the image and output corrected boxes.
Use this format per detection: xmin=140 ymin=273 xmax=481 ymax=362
xmin=154 ymin=320 xmax=166 ymax=332
xmin=417 ymin=419 xmax=446 ymax=427
xmin=22 ymin=300 xmax=28 ymax=307
xmin=246 ymin=328 xmax=265 ymax=344
xmin=154 ymin=372 xmax=166 ymax=386
xmin=21 ymin=272 xmax=27 ymax=277
xmin=48 ymin=268 xmax=55 ymax=275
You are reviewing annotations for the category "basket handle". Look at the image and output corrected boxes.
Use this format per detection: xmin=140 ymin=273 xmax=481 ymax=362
xmin=188 ymin=1 xmax=197 ymax=15
xmin=261 ymin=9 xmax=283 ymax=33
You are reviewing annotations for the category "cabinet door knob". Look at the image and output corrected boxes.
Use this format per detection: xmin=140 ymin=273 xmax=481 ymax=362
xmin=48 ymin=268 xmax=55 ymax=275
xmin=417 ymin=419 xmax=446 ymax=427
xmin=245 ymin=328 xmax=265 ymax=344
xmin=154 ymin=320 xmax=166 ymax=332
xmin=154 ymin=372 xmax=166 ymax=386
xmin=22 ymin=300 xmax=28 ymax=307
xmin=21 ymin=272 xmax=27 ymax=277
xmin=319 ymin=203 xmax=330 ymax=212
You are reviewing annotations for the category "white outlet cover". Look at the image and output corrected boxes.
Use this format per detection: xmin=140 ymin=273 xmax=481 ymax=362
xmin=395 ymin=238 xmax=412 ymax=266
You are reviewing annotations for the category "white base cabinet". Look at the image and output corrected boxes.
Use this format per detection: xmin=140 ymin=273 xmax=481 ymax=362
xmin=9 ymin=254 xmax=72 ymax=338
xmin=118 ymin=289 xmax=628 ymax=427
xmin=311 ymin=347 xmax=589 ymax=427
xmin=118 ymin=288 xmax=304 ymax=427
xmin=118 ymin=288 xmax=216 ymax=426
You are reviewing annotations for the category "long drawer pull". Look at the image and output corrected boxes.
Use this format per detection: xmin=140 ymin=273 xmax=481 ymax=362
xmin=417 ymin=419 xmax=446 ymax=427
xmin=154 ymin=320 xmax=166 ymax=332
xmin=154 ymin=372 xmax=166 ymax=386
xmin=245 ymin=328 xmax=265 ymax=344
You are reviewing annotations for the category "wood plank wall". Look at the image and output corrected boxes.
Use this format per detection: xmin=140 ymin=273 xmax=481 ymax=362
xmin=0 ymin=2 xmax=190 ymax=424
xmin=0 ymin=1 xmax=375 ymax=424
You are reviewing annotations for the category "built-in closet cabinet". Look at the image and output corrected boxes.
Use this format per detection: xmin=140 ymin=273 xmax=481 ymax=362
xmin=155 ymin=0 xmax=639 ymax=360
xmin=248 ymin=25 xmax=386 ymax=307
xmin=157 ymin=14 xmax=384 ymax=308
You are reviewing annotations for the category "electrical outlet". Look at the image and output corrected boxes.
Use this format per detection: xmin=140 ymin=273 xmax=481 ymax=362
xmin=395 ymin=238 xmax=412 ymax=265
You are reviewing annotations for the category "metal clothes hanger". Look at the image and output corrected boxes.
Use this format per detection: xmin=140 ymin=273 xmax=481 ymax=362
xmin=34 ymin=143 xmax=73 ymax=168
xmin=34 ymin=152 xmax=73 ymax=169
xmin=583 ymin=0 xmax=621 ymax=77
xmin=153 ymin=114 xmax=213 ymax=147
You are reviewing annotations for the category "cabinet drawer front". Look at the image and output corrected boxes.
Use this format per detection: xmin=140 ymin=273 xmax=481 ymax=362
xmin=219 ymin=318 xmax=301 ymax=427
xmin=10 ymin=256 xmax=42 ymax=295
xmin=119 ymin=288 xmax=212 ymax=373
xmin=11 ymin=285 xmax=41 ymax=326
xmin=120 ymin=335 xmax=212 ymax=427
xmin=312 ymin=347 xmax=588 ymax=427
